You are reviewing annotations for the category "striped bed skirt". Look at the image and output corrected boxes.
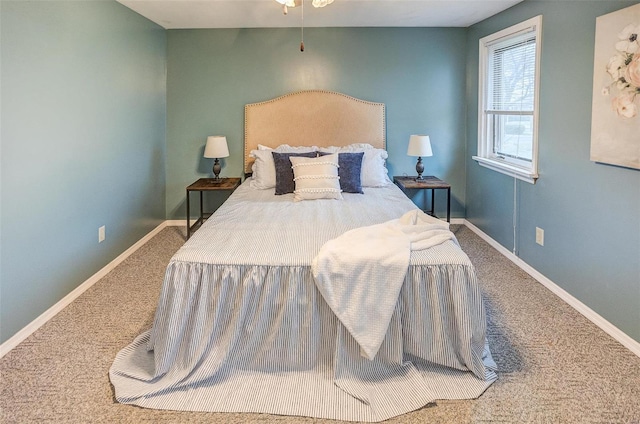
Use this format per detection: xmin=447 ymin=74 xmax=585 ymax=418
xmin=109 ymin=258 xmax=497 ymax=422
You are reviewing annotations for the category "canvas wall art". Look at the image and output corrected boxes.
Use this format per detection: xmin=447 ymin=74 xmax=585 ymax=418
xmin=590 ymin=3 xmax=640 ymax=170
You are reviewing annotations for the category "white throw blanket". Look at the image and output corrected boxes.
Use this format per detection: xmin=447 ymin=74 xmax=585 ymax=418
xmin=312 ymin=209 xmax=458 ymax=360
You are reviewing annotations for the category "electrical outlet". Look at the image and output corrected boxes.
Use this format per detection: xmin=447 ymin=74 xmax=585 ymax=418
xmin=535 ymin=227 xmax=544 ymax=246
xmin=98 ymin=225 xmax=106 ymax=243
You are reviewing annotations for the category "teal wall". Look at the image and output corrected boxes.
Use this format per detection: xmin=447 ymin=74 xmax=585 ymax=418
xmin=466 ymin=1 xmax=640 ymax=342
xmin=0 ymin=1 xmax=167 ymax=343
xmin=166 ymin=27 xmax=468 ymax=220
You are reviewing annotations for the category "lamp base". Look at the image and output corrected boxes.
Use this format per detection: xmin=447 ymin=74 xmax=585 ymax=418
xmin=212 ymin=158 xmax=221 ymax=180
xmin=415 ymin=157 xmax=424 ymax=180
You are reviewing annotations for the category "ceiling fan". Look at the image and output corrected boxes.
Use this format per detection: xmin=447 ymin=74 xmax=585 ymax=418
xmin=275 ymin=0 xmax=334 ymax=15
xmin=274 ymin=0 xmax=335 ymax=51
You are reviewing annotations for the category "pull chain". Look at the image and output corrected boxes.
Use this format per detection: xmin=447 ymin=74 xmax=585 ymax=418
xmin=300 ymin=0 xmax=305 ymax=51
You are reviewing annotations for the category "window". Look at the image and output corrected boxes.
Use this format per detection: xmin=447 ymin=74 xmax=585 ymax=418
xmin=474 ymin=16 xmax=542 ymax=183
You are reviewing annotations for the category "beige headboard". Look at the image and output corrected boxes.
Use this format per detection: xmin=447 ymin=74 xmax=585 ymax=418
xmin=244 ymin=90 xmax=386 ymax=174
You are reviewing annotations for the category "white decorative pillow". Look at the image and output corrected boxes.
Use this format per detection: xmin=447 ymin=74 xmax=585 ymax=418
xmin=289 ymin=154 xmax=343 ymax=202
xmin=319 ymin=144 xmax=392 ymax=187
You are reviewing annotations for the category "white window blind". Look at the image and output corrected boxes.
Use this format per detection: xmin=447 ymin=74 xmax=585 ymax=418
xmin=487 ymin=29 xmax=536 ymax=163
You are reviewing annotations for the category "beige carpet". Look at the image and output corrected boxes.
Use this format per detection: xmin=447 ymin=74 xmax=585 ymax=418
xmin=1 ymin=225 xmax=639 ymax=423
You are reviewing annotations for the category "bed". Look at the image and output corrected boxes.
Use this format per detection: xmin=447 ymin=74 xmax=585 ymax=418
xmin=110 ymin=90 xmax=497 ymax=422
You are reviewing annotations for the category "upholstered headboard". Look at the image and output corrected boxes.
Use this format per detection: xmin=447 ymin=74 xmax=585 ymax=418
xmin=244 ymin=90 xmax=386 ymax=174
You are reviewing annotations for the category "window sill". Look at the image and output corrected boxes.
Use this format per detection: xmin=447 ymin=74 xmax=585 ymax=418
xmin=472 ymin=156 xmax=538 ymax=184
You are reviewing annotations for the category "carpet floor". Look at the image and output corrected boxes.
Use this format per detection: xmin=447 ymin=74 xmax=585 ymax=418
xmin=1 ymin=225 xmax=639 ymax=423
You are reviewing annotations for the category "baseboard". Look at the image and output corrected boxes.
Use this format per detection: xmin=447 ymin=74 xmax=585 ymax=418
xmin=166 ymin=219 xmax=196 ymax=227
xmin=0 ymin=221 xmax=168 ymax=359
xmin=463 ymin=219 xmax=640 ymax=358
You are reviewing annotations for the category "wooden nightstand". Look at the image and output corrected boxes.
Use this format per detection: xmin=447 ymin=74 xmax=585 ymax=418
xmin=186 ymin=177 xmax=241 ymax=239
xmin=394 ymin=176 xmax=451 ymax=223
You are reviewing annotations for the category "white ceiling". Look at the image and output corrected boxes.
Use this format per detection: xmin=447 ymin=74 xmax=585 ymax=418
xmin=116 ymin=0 xmax=523 ymax=29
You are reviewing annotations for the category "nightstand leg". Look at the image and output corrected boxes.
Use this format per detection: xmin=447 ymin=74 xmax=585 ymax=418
xmin=200 ymin=191 xmax=204 ymax=224
xmin=186 ymin=189 xmax=191 ymax=239
xmin=431 ymin=189 xmax=435 ymax=217
xmin=447 ymin=187 xmax=451 ymax=223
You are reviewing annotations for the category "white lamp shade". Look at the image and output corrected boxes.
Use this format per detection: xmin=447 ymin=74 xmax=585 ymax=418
xmin=407 ymin=135 xmax=433 ymax=157
xmin=204 ymin=136 xmax=229 ymax=158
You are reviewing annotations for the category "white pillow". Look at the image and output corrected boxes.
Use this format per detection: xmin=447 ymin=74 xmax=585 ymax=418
xmin=250 ymin=145 xmax=318 ymax=189
xmin=319 ymin=144 xmax=392 ymax=187
xmin=322 ymin=143 xmax=375 ymax=153
xmin=258 ymin=144 xmax=318 ymax=152
xmin=362 ymin=149 xmax=392 ymax=187
xmin=249 ymin=149 xmax=277 ymax=189
xmin=290 ymin=154 xmax=343 ymax=202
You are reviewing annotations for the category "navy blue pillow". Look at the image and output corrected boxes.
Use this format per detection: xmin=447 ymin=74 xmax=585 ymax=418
xmin=318 ymin=151 xmax=364 ymax=194
xmin=272 ymin=151 xmax=318 ymax=195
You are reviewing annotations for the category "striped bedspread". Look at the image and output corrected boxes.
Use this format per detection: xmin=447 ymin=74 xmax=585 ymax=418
xmin=109 ymin=181 xmax=497 ymax=422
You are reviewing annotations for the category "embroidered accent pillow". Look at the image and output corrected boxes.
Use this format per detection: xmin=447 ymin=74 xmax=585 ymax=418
xmin=289 ymin=154 xmax=343 ymax=202
xmin=272 ymin=151 xmax=318 ymax=195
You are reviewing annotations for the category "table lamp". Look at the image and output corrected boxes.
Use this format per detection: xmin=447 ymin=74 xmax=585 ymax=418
xmin=407 ymin=135 xmax=433 ymax=180
xmin=204 ymin=136 xmax=230 ymax=180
